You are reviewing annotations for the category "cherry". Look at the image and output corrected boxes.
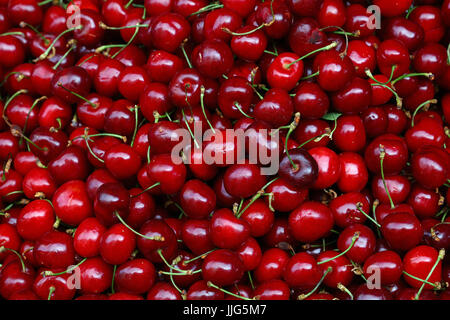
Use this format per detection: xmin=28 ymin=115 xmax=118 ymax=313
xmin=353 ymin=284 xmax=393 ymax=300
xmin=17 ymin=199 xmax=54 ymax=241
xmin=288 ymin=18 xmax=328 ymax=58
xmin=147 ymin=153 xmax=187 ymax=195
xmin=308 ymin=146 xmax=340 ymax=189
xmin=147 ymin=282 xmax=182 ymax=300
xmin=409 ymin=5 xmax=444 ymax=43
xmin=0 ymin=223 xmax=21 ymax=262
xmin=100 ymin=223 xmax=136 ymax=265
xmin=34 ymin=230 xmax=75 ymax=269
xmin=278 ymin=148 xmax=318 ymax=189
xmin=22 ymin=167 xmax=56 ymax=199
xmin=93 ymin=58 xmax=125 ymax=97
xmin=94 ymin=182 xmax=130 ymax=226
xmin=192 ymin=39 xmax=234 ymax=79
xmin=230 ymin=26 xmax=267 ymax=61
xmin=317 ymin=0 xmax=346 ymax=28
xmin=337 ymin=224 xmax=376 ymax=264
xmin=181 ymin=219 xmax=214 ymax=255
xmin=363 ymin=250 xmax=403 ymax=285
xmin=210 ymin=208 xmax=250 ymax=250
xmin=202 ymin=249 xmax=244 ymax=286
xmin=217 ymin=76 xmax=253 ymax=119
xmin=293 ymin=82 xmax=329 ymax=120
xmin=403 ymin=245 xmax=443 ymax=290
xmin=79 ymin=257 xmax=113 ymax=294
xmin=104 ymin=143 xmax=142 ymax=180
xmin=73 ymin=217 xmax=106 ymax=258
xmin=283 ymin=252 xmax=321 ymax=290
xmin=329 ymin=192 xmax=370 ymax=228
xmin=0 ymin=260 xmax=35 ymax=299
xmin=146 ymin=50 xmax=184 ymax=84
xmin=407 ymin=184 xmax=440 ymax=219
xmin=186 ymin=280 xmax=225 ymax=300
xmin=264 ymin=178 xmax=308 ymax=212
xmin=151 ymin=12 xmax=191 ymax=52
xmin=223 ymin=162 xmax=266 ymax=198
xmin=72 ymin=9 xmax=105 ymax=47
xmin=168 ymin=68 xmax=203 ymax=108
xmin=253 ymin=279 xmax=290 ymax=300
xmin=203 ymin=8 xmax=242 ymax=42
xmin=114 ymin=258 xmax=156 ymax=294
xmin=240 ymin=199 xmax=274 ymax=238
xmin=381 ymin=212 xmax=423 ymax=252
xmin=253 ymin=88 xmax=294 ymax=127
xmin=317 ymin=250 xmax=353 ymax=288
xmin=376 ymin=39 xmax=410 ymax=79
xmin=344 ymin=4 xmax=374 ymax=37
xmin=314 ymin=49 xmax=354 ymax=92
xmin=136 ymin=219 xmax=177 ymax=263
xmin=180 ymin=179 xmax=216 ymax=219
xmin=410 ymin=145 xmax=449 ymax=190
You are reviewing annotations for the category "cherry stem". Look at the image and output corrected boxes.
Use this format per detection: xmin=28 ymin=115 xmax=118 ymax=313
xmin=285 ymin=42 xmax=337 ymax=69
xmin=391 ymin=72 xmax=434 ymax=86
xmin=180 ymin=39 xmax=192 ymax=69
xmin=411 ymin=99 xmax=437 ymax=127
xmin=233 ymin=102 xmax=253 ymax=119
xmin=402 ymin=271 xmax=438 ymax=289
xmin=20 ymin=96 xmax=47 ymax=147
xmin=124 ymin=0 xmax=133 ymax=8
xmin=356 ymin=202 xmax=381 ymax=228
xmin=52 ymin=43 xmax=76 ymax=70
xmin=206 ymin=282 xmax=253 ymax=300
xmin=0 ymin=31 xmax=24 ymax=37
xmin=365 ymin=69 xmax=402 ymax=108
xmin=39 ymin=26 xmax=82 ymax=61
xmin=263 ymin=49 xmax=278 ymax=56
xmin=182 ymin=249 xmax=216 ymax=266
xmin=71 ymin=132 xmax=127 ymax=143
xmin=414 ymin=249 xmax=445 ymax=300
xmin=57 ymin=82 xmax=97 ymax=108
xmin=284 ymin=112 xmax=301 ymax=171
xmin=20 ymin=21 xmax=49 ymax=45
xmin=43 ymin=258 xmax=87 ymax=277
xmin=114 ymin=211 xmax=165 ymax=241
xmin=200 ymin=86 xmax=215 ymax=134
xmin=337 ymin=283 xmax=353 ymax=300
xmin=189 ymin=2 xmax=223 ymax=17
xmin=298 ymin=266 xmax=332 ymax=300
xmin=379 ymin=144 xmax=395 ymax=209
xmin=237 ymin=177 xmax=279 ymax=218
xmin=99 ymin=22 xmax=149 ymax=30
xmin=111 ymin=25 xmax=141 ymax=59
xmin=300 ymin=71 xmax=320 ymax=81
xmin=0 ymin=71 xmax=29 ymax=87
xmin=38 ymin=0 xmax=54 ymax=5
xmin=146 ymin=145 xmax=151 ymax=164
xmin=110 ymin=264 xmax=117 ymax=294
xmin=47 ymin=286 xmax=55 ymax=300
xmin=157 ymin=249 xmax=193 ymax=274
xmin=130 ymin=105 xmax=139 ymax=147
xmin=320 ymin=26 xmax=358 ymax=56
xmin=132 ymin=183 xmax=161 ymax=199
xmin=181 ymin=108 xmax=200 ymax=149
xmin=317 ymin=232 xmax=360 ymax=265
xmin=405 ymin=5 xmax=416 ymax=19
xmin=0 ymin=246 xmax=26 ymax=272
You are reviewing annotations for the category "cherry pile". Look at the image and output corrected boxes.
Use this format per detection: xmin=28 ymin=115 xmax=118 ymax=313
xmin=0 ymin=0 xmax=449 ymax=301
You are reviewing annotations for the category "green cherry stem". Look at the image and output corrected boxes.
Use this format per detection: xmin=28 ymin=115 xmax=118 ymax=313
xmin=379 ymin=144 xmax=395 ymax=209
xmin=206 ymin=281 xmax=253 ymax=300
xmin=114 ymin=211 xmax=165 ymax=241
xmin=356 ymin=202 xmax=381 ymax=228
xmin=0 ymin=246 xmax=26 ymax=272
xmin=298 ymin=266 xmax=333 ymax=300
xmin=410 ymin=99 xmax=437 ymax=127
xmin=39 ymin=26 xmax=83 ymax=61
xmin=285 ymin=42 xmax=337 ymax=70
xmin=43 ymin=258 xmax=87 ymax=277
xmin=200 ymin=86 xmax=215 ymax=134
xmin=317 ymin=232 xmax=360 ymax=265
xmin=414 ymin=249 xmax=445 ymax=300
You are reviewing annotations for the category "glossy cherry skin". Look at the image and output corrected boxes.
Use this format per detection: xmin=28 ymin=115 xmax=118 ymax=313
xmin=94 ymin=182 xmax=130 ymax=227
xmin=317 ymin=250 xmax=353 ymax=288
xmin=169 ymin=68 xmax=204 ymax=108
xmin=72 ymin=9 xmax=105 ymax=47
xmin=407 ymin=184 xmax=440 ymax=219
xmin=371 ymin=174 xmax=411 ymax=206
xmin=203 ymin=7 xmax=242 ymax=42
xmin=114 ymin=258 xmax=156 ymax=294
xmin=181 ymin=219 xmax=214 ymax=255
xmin=254 ymin=248 xmax=289 ymax=283
xmin=278 ymin=148 xmax=318 ymax=189
xmin=22 ymin=168 xmax=56 ymax=199
xmin=151 ymin=12 xmax=190 ymax=52
xmin=34 ymin=231 xmax=75 ymax=269
xmin=409 ymin=5 xmax=444 ymax=43
xmin=263 ymin=219 xmax=299 ymax=246
xmin=376 ymin=39 xmax=410 ymax=78
xmin=17 ymin=200 xmax=54 ymax=241
xmin=78 ymin=257 xmax=113 ymax=295
xmin=209 ymin=208 xmax=250 ymax=250
xmin=363 ymin=251 xmax=403 ymax=285
xmin=253 ymin=88 xmax=294 ymax=127
xmin=148 ymin=44 xmax=184 ymax=76
xmin=403 ymin=245 xmax=442 ymax=290
xmin=405 ymin=117 xmax=444 ymax=153
xmin=48 ymin=146 xmax=89 ymax=185
xmin=147 ymin=154 xmax=187 ymax=195
xmin=410 ymin=146 xmax=449 ymax=190
xmin=333 ymin=115 xmax=366 ymax=152
xmin=202 ymin=249 xmax=244 ymax=286
xmin=364 ymin=134 xmax=408 ymax=175
xmin=0 ymin=260 xmax=35 ymax=299
xmin=52 ymin=180 xmax=93 ymax=226
xmin=223 ymin=162 xmax=266 ymax=198
xmin=283 ymin=252 xmax=321 ymax=290
xmin=236 ymin=237 xmax=262 ymax=271
xmin=353 ymin=284 xmax=393 ymax=300
xmin=337 ymin=224 xmax=376 ymax=264
xmin=0 ymin=223 xmax=21 ymax=262
xmin=104 ymin=143 xmax=142 ymax=180
xmin=73 ymin=217 xmax=106 ymax=258
xmin=293 ymin=82 xmax=329 ymax=119
xmin=266 ymin=53 xmax=303 ymax=92
xmin=240 ymin=199 xmax=274 ymax=238
xmin=192 ymin=39 xmax=234 ymax=79
xmin=314 ymin=50 xmax=354 ymax=92
xmin=253 ymin=279 xmax=290 ymax=300
xmin=0 ymin=35 xmax=25 ymax=68
xmin=329 ymin=192 xmax=369 ymax=228
xmin=147 ymin=282 xmax=182 ymax=300
xmin=308 ymin=146 xmax=340 ymax=189
xmin=186 ymin=280 xmax=224 ymax=300
xmin=51 ymin=66 xmax=92 ymax=104
xmin=0 ymin=169 xmax=23 ymax=203
xmin=94 ymin=59 xmax=125 ymax=97
xmin=381 ymin=212 xmax=423 ymax=252
xmin=337 ymin=152 xmax=368 ymax=193
xmin=230 ymin=26 xmax=267 ymax=61
xmin=264 ymin=178 xmax=308 ymax=212
xmin=180 ymin=179 xmax=216 ymax=219
xmin=137 ymin=219 xmax=177 ymax=263
xmin=100 ymin=223 xmax=136 ymax=265
xmin=289 ymin=201 xmax=334 ymax=243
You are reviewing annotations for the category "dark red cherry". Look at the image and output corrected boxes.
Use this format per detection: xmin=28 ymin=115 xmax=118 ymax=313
xmin=202 ymin=249 xmax=244 ymax=286
xmin=79 ymin=257 xmax=113 ymax=294
xmin=34 ymin=231 xmax=75 ymax=269
xmin=223 ymin=162 xmax=266 ymax=199
xmin=100 ymin=223 xmax=136 ymax=265
xmin=16 ymin=199 xmax=54 ymax=241
xmin=151 ymin=12 xmax=190 ymax=52
xmin=403 ymin=245 xmax=442 ymax=289
xmin=51 ymin=66 xmax=92 ymax=104
xmin=137 ymin=219 xmax=177 ymax=263
xmin=410 ymin=146 xmax=449 ymax=190
xmin=114 ymin=258 xmax=156 ymax=294
xmin=363 ymin=250 xmax=403 ymax=285
xmin=283 ymin=252 xmax=321 ymax=290
xmin=94 ymin=182 xmax=130 ymax=227
xmin=253 ymin=88 xmax=294 ymax=127
xmin=203 ymin=8 xmax=242 ymax=42
xmin=381 ymin=212 xmax=423 ymax=251
xmin=192 ymin=39 xmax=234 ymax=79
xmin=180 ymin=179 xmax=216 ymax=219
xmin=73 ymin=217 xmax=106 ymax=258
xmin=337 ymin=224 xmax=376 ymax=264
xmin=210 ymin=208 xmax=250 ymax=250
xmin=278 ymin=148 xmax=318 ymax=189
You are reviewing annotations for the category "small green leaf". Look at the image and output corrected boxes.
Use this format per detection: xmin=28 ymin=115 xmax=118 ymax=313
xmin=322 ymin=112 xmax=342 ymax=121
